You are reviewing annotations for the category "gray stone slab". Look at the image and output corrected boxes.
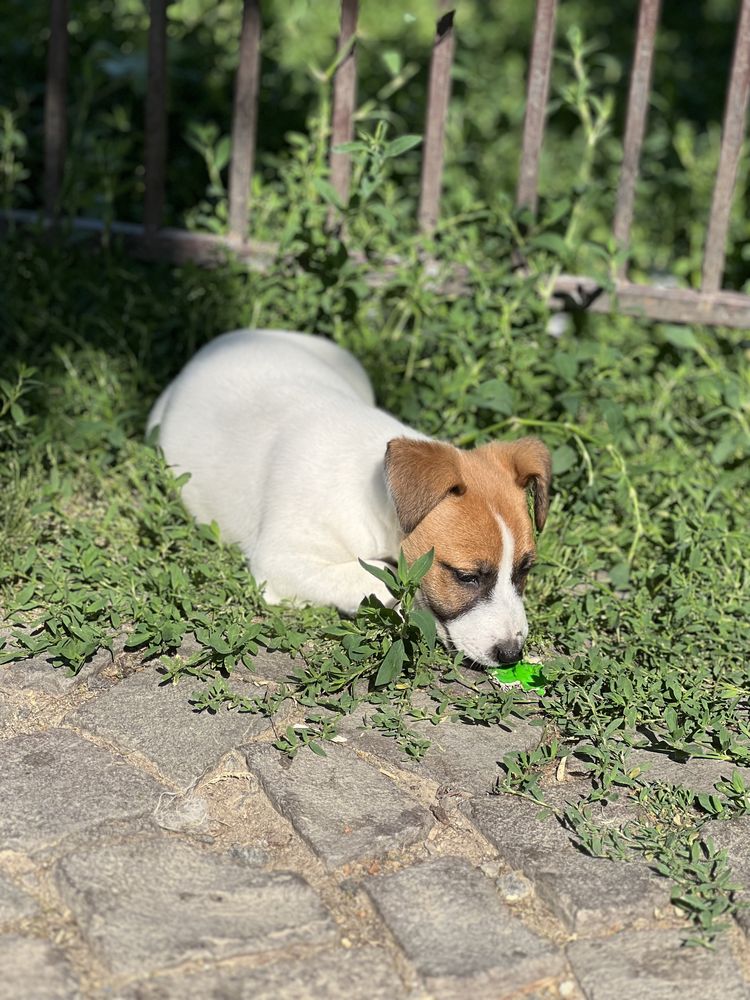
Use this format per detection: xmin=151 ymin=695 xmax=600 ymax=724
xmin=627 ymin=749 xmax=750 ymax=794
xmin=340 ymin=707 xmax=541 ymax=796
xmin=0 ymin=658 xmax=76 ymax=696
xmin=0 ymin=729 xmax=166 ymax=851
xmin=68 ymin=667 xmax=275 ymax=786
xmin=0 ymin=702 xmax=16 ymax=737
xmin=122 ymin=947 xmax=406 ymax=1000
xmin=0 ymin=874 xmax=38 ymax=923
xmin=0 ymin=647 xmax=112 ymax=696
xmin=245 ymin=743 xmax=433 ymax=868
xmin=173 ymin=637 xmax=299 ymax=686
xmin=152 ymin=789 xmax=211 ymax=834
xmin=708 ymin=816 xmax=750 ymax=884
xmin=55 ymin=838 xmax=335 ymax=976
xmin=470 ymin=794 xmax=670 ymax=934
xmin=0 ymin=935 xmax=80 ymax=1000
xmin=706 ymin=815 xmax=750 ymax=935
xmin=568 ymin=929 xmax=747 ymax=1000
xmin=364 ymin=856 xmax=565 ymax=999
xmin=245 ymin=647 xmax=301 ymax=685
xmin=415 ymin=717 xmax=542 ymax=795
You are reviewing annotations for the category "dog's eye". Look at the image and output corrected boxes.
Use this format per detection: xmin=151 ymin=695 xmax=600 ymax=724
xmin=452 ymin=568 xmax=480 ymax=587
xmin=512 ymin=554 xmax=536 ymax=591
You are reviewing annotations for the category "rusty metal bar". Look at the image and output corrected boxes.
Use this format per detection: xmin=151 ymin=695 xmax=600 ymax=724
xmin=418 ymin=4 xmax=456 ymax=233
xmin=228 ymin=0 xmax=262 ymax=242
xmin=0 ymin=209 xmax=277 ymax=268
xmin=516 ymin=0 xmax=558 ymax=215
xmin=613 ymin=0 xmax=661 ymax=278
xmin=329 ymin=0 xmax=358 ymax=209
xmin=553 ymin=273 xmax=750 ymax=329
xmin=702 ymin=0 xmax=750 ymax=293
xmin=143 ymin=0 xmax=168 ymax=232
xmin=7 ymin=206 xmax=750 ymax=329
xmin=43 ymin=0 xmax=69 ymax=216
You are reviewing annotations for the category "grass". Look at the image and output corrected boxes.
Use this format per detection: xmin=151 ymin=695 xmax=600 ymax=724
xmin=1 ymin=0 xmax=750 ymax=947
xmin=2 ymin=198 xmax=750 ymax=941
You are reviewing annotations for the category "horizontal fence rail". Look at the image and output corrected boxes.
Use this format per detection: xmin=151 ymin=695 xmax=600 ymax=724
xmin=9 ymin=0 xmax=750 ymax=328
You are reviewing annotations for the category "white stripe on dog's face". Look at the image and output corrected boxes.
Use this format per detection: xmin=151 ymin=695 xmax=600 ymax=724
xmin=441 ymin=516 xmax=528 ymax=667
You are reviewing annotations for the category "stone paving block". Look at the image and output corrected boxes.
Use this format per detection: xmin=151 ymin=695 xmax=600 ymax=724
xmin=627 ymin=749 xmax=750 ymax=795
xmin=706 ymin=815 xmax=750 ymax=935
xmin=708 ymin=815 xmax=750 ymax=883
xmin=0 ymin=873 xmax=38 ymax=923
xmin=364 ymin=856 xmax=565 ymax=999
xmin=123 ymin=947 xmax=406 ymax=999
xmin=0 ymin=729 xmax=167 ymax=852
xmin=340 ymin=707 xmax=541 ymax=796
xmin=245 ymin=647 xmax=301 ymax=685
xmin=567 ymin=929 xmax=747 ymax=1000
xmin=470 ymin=794 xmax=670 ymax=934
xmin=173 ymin=637 xmax=298 ymax=685
xmin=414 ymin=716 xmax=542 ymax=795
xmin=0 ymin=935 xmax=80 ymax=1000
xmin=54 ymin=837 xmax=335 ymax=976
xmin=0 ymin=701 xmax=24 ymax=739
xmin=0 ymin=647 xmax=112 ymax=696
xmin=152 ymin=789 xmax=211 ymax=834
xmin=245 ymin=743 xmax=433 ymax=868
xmin=68 ymin=668 xmax=276 ymax=786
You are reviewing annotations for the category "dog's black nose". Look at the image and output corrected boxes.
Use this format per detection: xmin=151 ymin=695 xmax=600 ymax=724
xmin=491 ymin=640 xmax=524 ymax=665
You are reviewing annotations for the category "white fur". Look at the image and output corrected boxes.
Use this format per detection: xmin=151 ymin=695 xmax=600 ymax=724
xmin=148 ymin=329 xmax=426 ymax=613
xmin=443 ymin=517 xmax=528 ymax=667
xmin=149 ymin=330 xmax=533 ymax=665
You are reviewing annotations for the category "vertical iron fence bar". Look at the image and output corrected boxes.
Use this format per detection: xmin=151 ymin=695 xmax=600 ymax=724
xmin=613 ymin=0 xmax=661 ymax=278
xmin=144 ymin=0 xmax=168 ymax=232
xmin=329 ymin=0 xmax=358 ymax=210
xmin=418 ymin=4 xmax=455 ymax=233
xmin=43 ymin=0 xmax=69 ymax=216
xmin=228 ymin=0 xmax=262 ymax=242
xmin=702 ymin=0 xmax=750 ymax=293
xmin=516 ymin=0 xmax=558 ymax=214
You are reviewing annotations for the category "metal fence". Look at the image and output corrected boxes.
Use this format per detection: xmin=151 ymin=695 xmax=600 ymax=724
xmin=15 ymin=0 xmax=750 ymax=327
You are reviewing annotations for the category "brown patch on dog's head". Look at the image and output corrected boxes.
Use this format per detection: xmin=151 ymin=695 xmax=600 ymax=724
xmin=385 ymin=438 xmax=466 ymax=535
xmin=385 ymin=435 xmax=552 ymax=630
xmin=481 ymin=436 xmax=552 ymax=532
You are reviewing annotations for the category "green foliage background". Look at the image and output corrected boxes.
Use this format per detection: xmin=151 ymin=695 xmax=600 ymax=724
xmin=3 ymin=0 xmax=750 ymax=287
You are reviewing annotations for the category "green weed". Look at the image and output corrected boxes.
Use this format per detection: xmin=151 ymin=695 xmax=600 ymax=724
xmin=1 ymin=0 xmax=749 ymax=948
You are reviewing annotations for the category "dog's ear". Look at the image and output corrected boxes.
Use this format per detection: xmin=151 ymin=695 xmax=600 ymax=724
xmin=385 ymin=438 xmax=466 ymax=535
xmin=489 ymin=436 xmax=552 ymax=532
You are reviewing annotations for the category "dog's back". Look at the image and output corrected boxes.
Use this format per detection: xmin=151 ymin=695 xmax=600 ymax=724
xmin=148 ymin=328 xmax=374 ymax=435
xmin=147 ymin=329 xmax=408 ymax=602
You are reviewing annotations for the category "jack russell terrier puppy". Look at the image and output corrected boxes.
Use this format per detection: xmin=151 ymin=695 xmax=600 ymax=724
xmin=148 ymin=329 xmax=551 ymax=668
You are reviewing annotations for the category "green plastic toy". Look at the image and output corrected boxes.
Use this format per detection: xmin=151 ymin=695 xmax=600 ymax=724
xmin=487 ymin=660 xmax=546 ymax=693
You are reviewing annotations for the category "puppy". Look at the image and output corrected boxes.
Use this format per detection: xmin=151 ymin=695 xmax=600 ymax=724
xmin=148 ymin=329 xmax=551 ymax=667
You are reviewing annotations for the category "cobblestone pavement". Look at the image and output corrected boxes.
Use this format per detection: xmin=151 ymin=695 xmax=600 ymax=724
xmin=1 ymin=644 xmax=750 ymax=1000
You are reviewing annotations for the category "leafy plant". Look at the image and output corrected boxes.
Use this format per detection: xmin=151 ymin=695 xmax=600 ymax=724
xmin=0 ymin=104 xmax=30 ymax=212
xmin=1 ymin=0 xmax=750 ymax=949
